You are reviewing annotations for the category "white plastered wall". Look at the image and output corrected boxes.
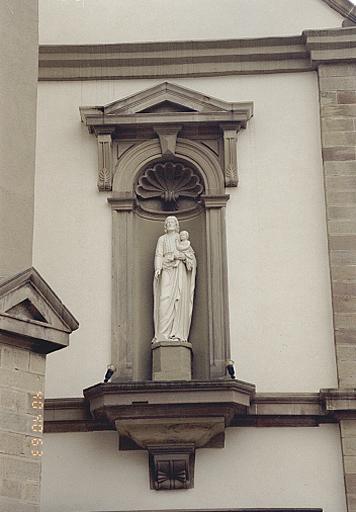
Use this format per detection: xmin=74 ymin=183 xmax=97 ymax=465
xmin=41 ymin=425 xmax=346 ymax=511
xmin=34 ymin=72 xmax=337 ymax=396
xmin=38 ymin=0 xmax=343 ymax=44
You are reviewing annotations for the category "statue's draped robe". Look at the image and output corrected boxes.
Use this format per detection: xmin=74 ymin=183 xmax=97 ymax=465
xmin=153 ymin=233 xmax=196 ymax=342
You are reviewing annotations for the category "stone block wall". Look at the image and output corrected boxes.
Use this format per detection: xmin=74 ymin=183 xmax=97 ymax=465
xmin=0 ymin=342 xmax=45 ymax=512
xmin=319 ymin=62 xmax=356 ymax=512
xmin=320 ymin=63 xmax=356 ymax=387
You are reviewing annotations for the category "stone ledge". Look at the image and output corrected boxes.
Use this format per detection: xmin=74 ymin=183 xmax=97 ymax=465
xmin=92 ymin=509 xmax=322 ymax=512
xmin=44 ymin=387 xmax=356 ymax=433
xmin=39 ymin=35 xmax=311 ymax=80
xmin=38 ymin=28 xmax=356 ymax=81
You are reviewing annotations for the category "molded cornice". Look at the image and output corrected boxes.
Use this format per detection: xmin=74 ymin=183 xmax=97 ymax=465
xmin=44 ymin=387 xmax=356 ymax=433
xmin=0 ymin=267 xmax=79 ymax=353
xmin=322 ymin=0 xmax=356 ymax=24
xmin=38 ymin=27 xmax=356 ymax=81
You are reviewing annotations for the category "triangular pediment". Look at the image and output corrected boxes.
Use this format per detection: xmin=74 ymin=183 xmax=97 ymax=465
xmin=139 ymin=100 xmax=196 ymax=114
xmin=89 ymin=82 xmax=236 ymax=117
xmin=80 ymin=82 xmax=254 ymax=133
xmin=0 ymin=267 xmax=79 ymax=334
xmin=6 ymin=299 xmax=48 ymax=323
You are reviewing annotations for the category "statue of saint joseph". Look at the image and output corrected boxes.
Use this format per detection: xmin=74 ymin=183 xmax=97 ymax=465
xmin=153 ymin=216 xmax=196 ymax=343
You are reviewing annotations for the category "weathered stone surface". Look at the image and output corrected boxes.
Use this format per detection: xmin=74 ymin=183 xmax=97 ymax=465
xmin=334 ymin=296 xmax=356 ymax=313
xmin=0 ymin=479 xmax=22 ymax=500
xmin=346 ymin=473 xmax=356 ymax=491
xmin=336 ymin=345 xmax=356 ymax=361
xmin=0 ymin=367 xmax=44 ymax=393
xmin=320 ymin=91 xmax=338 ymax=105
xmin=333 ymin=281 xmax=356 ymax=295
xmin=0 ymin=497 xmax=39 ymax=512
xmin=345 ymin=455 xmax=356 ymax=474
xmin=326 ymin=176 xmax=356 ymax=190
xmin=327 ymin=191 xmax=356 ymax=206
xmin=0 ymin=432 xmax=25 ymax=457
xmin=335 ymin=313 xmax=356 ymax=330
xmin=320 ymin=76 xmax=356 ymax=92
xmin=339 ymin=361 xmax=356 ymax=386
xmin=336 ymin=328 xmax=356 ymax=344
xmin=152 ymin=341 xmax=192 ymax=381
xmin=322 ymin=117 xmax=355 ymax=132
xmin=324 ymin=131 xmax=356 ymax=147
xmin=329 ymin=235 xmax=356 ymax=250
xmin=328 ymin=220 xmax=356 ymax=233
xmin=328 ymin=205 xmax=356 ymax=220
xmin=348 ymin=493 xmax=356 ymax=512
xmin=331 ymin=250 xmax=356 ymax=265
xmin=331 ymin=265 xmax=356 ymax=281
xmin=319 ymin=64 xmax=356 ymax=77
xmin=338 ymin=91 xmax=356 ymax=104
xmin=28 ymin=353 xmax=45 ymax=376
xmin=0 ymin=410 xmax=34 ymax=436
xmin=341 ymin=420 xmax=356 ymax=438
xmin=21 ymin=482 xmax=40 ymax=504
xmin=1 ymin=346 xmax=29 ymax=371
xmin=325 ymin=160 xmax=356 ymax=175
xmin=323 ymin=146 xmax=356 ymax=161
xmin=2 ymin=456 xmax=41 ymax=481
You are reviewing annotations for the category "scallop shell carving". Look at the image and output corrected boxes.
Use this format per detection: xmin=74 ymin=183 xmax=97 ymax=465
xmin=136 ymin=161 xmax=203 ymax=211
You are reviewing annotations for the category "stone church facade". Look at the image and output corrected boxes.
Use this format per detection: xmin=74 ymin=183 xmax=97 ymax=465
xmin=2 ymin=1 xmax=356 ymax=511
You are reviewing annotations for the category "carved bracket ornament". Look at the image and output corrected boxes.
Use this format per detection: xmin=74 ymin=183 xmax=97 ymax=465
xmin=136 ymin=161 xmax=203 ymax=211
xmin=220 ymin=124 xmax=240 ymax=187
xmin=80 ymin=82 xmax=253 ymax=192
xmin=149 ymin=444 xmax=194 ymax=490
xmin=84 ymin=380 xmax=255 ymax=491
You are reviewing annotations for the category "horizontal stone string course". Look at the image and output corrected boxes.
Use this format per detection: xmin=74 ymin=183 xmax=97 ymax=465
xmin=37 ymin=27 xmax=356 ymax=80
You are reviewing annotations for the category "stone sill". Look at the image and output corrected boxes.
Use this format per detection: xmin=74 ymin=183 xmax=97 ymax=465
xmin=44 ymin=384 xmax=355 ymax=434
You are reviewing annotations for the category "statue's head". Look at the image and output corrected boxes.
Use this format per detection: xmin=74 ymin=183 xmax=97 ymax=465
xmin=164 ymin=216 xmax=179 ymax=233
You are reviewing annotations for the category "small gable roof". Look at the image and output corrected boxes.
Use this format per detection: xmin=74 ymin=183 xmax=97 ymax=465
xmin=0 ymin=267 xmax=79 ymax=353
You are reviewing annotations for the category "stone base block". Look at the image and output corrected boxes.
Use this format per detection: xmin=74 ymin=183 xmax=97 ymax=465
xmin=152 ymin=340 xmax=192 ymax=381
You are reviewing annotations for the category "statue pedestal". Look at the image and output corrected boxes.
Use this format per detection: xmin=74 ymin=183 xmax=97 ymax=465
xmin=152 ymin=340 xmax=192 ymax=381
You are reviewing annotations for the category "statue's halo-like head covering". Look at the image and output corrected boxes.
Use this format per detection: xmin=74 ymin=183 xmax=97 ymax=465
xmin=164 ymin=216 xmax=180 ymax=233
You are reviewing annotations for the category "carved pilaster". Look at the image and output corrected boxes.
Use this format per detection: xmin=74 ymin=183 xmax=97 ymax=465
xmin=220 ymin=124 xmax=241 ymax=187
xmin=96 ymin=129 xmax=115 ymax=191
xmin=203 ymin=195 xmax=231 ymax=379
xmin=108 ymin=194 xmax=136 ymax=381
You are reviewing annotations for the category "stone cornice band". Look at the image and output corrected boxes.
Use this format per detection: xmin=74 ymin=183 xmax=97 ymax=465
xmin=39 ymin=28 xmax=356 ymax=81
xmin=44 ymin=388 xmax=356 ymax=433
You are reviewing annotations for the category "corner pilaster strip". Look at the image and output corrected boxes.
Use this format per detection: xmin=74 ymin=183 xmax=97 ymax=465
xmin=318 ymin=61 xmax=356 ymax=512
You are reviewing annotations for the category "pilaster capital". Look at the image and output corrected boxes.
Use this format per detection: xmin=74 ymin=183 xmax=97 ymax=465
xmin=201 ymin=194 xmax=230 ymax=208
xmin=108 ymin=193 xmax=136 ymax=211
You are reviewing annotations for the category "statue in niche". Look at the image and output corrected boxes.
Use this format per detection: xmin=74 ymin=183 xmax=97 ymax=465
xmin=153 ymin=216 xmax=196 ymax=343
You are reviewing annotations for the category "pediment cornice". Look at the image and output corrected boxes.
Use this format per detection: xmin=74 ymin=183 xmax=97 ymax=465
xmin=0 ymin=267 xmax=79 ymax=353
xmin=80 ymin=82 xmax=253 ymax=134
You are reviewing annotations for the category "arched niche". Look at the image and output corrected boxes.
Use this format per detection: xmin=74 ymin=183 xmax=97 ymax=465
xmin=109 ymin=138 xmax=231 ymax=381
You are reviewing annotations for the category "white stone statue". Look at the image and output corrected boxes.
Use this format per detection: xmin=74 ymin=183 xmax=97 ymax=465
xmin=153 ymin=216 xmax=197 ymax=343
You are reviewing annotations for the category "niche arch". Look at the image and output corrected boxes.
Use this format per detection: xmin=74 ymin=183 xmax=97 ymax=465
xmin=112 ymin=138 xmax=224 ymax=195
xmin=110 ymin=137 xmax=231 ymax=382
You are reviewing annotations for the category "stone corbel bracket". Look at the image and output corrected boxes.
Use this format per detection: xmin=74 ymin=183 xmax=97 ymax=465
xmin=80 ymin=82 xmax=253 ymax=192
xmin=83 ymin=379 xmax=255 ymax=490
xmin=220 ymin=123 xmax=242 ymax=187
xmin=92 ymin=127 xmax=116 ymax=192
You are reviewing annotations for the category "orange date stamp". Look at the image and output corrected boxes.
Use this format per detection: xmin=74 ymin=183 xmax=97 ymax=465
xmin=31 ymin=392 xmax=44 ymax=457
